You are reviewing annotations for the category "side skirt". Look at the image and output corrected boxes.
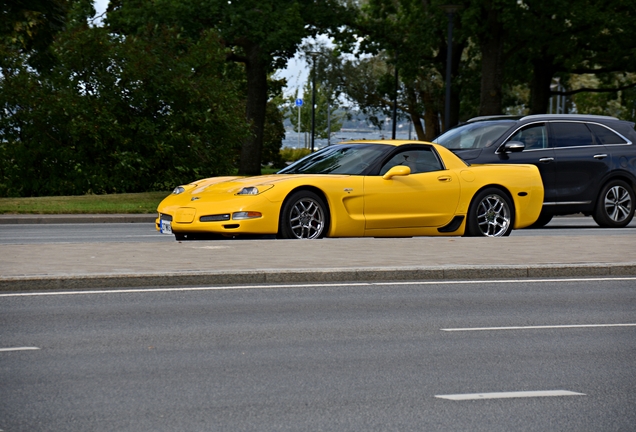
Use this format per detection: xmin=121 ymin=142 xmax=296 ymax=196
xmin=437 ymin=215 xmax=465 ymax=233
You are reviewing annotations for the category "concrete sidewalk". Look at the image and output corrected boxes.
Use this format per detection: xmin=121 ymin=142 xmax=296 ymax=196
xmin=1 ymin=214 xmax=635 ymax=291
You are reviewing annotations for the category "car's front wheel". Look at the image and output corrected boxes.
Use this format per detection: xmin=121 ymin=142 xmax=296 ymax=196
xmin=465 ymin=188 xmax=514 ymax=237
xmin=279 ymin=190 xmax=329 ymax=239
xmin=593 ymin=180 xmax=635 ymax=228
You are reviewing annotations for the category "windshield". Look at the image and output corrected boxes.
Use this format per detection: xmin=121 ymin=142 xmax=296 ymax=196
xmin=278 ymin=144 xmax=390 ymax=175
xmin=433 ymin=121 xmax=515 ymax=150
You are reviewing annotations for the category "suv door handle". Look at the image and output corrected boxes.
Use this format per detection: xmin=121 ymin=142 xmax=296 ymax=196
xmin=594 ymin=154 xmax=608 ymax=159
xmin=538 ymin=157 xmax=554 ymax=163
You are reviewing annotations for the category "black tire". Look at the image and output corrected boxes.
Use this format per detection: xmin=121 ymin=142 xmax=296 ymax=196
xmin=527 ymin=211 xmax=553 ymax=229
xmin=465 ymin=188 xmax=514 ymax=237
xmin=279 ymin=190 xmax=329 ymax=239
xmin=592 ymin=180 xmax=635 ymax=228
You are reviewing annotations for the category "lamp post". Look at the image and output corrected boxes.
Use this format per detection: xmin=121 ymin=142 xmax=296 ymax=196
xmin=308 ymin=51 xmax=321 ymax=152
xmin=441 ymin=5 xmax=461 ymax=132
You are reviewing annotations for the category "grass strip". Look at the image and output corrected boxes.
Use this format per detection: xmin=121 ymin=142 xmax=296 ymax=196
xmin=0 ymin=192 xmax=170 ymax=214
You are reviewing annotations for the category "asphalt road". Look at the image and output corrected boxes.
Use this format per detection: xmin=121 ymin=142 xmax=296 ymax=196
xmin=1 ymin=216 xmax=635 ymax=244
xmin=1 ymin=278 xmax=635 ymax=431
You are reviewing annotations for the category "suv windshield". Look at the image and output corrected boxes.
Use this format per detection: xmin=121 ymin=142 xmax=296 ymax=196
xmin=434 ymin=121 xmax=515 ymax=150
xmin=277 ymin=144 xmax=389 ymax=175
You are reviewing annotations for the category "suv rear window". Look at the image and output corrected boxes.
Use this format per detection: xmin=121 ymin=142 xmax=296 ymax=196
xmin=588 ymin=123 xmax=628 ymax=144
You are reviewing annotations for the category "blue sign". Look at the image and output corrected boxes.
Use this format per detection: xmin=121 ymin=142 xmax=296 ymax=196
xmin=295 ymin=98 xmax=303 ymax=107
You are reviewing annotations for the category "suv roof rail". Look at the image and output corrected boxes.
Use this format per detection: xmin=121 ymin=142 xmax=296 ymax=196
xmin=466 ymin=115 xmax=520 ymax=123
xmin=520 ymin=114 xmax=619 ymax=121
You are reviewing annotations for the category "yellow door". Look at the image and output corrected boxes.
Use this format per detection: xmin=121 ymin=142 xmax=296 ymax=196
xmin=363 ymin=170 xmax=461 ymax=230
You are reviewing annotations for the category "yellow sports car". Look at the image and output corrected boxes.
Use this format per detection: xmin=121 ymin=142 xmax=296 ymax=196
xmin=156 ymin=141 xmax=544 ymax=239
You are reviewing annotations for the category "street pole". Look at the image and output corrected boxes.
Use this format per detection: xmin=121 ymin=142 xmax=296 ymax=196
xmin=327 ymin=97 xmax=331 ymax=146
xmin=392 ymin=62 xmax=398 ymax=139
xmin=308 ymin=53 xmax=319 ymax=152
xmin=307 ymin=51 xmax=322 ymax=152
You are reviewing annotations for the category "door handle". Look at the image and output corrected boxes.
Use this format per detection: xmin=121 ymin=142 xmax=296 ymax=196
xmin=594 ymin=154 xmax=608 ymax=159
xmin=538 ymin=157 xmax=554 ymax=163
xmin=437 ymin=176 xmax=452 ymax=182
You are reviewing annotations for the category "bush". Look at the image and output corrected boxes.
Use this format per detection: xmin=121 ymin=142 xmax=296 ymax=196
xmin=280 ymin=147 xmax=311 ymax=164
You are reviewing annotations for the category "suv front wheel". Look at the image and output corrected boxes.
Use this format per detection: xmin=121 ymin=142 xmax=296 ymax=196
xmin=593 ymin=180 xmax=635 ymax=228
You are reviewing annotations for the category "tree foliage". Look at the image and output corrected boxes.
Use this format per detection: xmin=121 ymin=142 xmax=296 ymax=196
xmin=0 ymin=0 xmax=71 ymax=71
xmin=0 ymin=2 xmax=248 ymax=197
xmin=337 ymin=0 xmax=636 ymax=135
xmin=106 ymin=0 xmax=354 ymax=175
xmin=2 ymin=0 xmax=636 ymax=198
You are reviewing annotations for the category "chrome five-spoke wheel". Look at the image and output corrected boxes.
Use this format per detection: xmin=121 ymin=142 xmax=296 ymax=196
xmin=465 ymin=188 xmax=514 ymax=237
xmin=279 ymin=190 xmax=329 ymax=239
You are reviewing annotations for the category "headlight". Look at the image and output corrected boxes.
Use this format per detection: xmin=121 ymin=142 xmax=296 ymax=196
xmin=236 ymin=185 xmax=274 ymax=195
xmin=172 ymin=186 xmax=186 ymax=195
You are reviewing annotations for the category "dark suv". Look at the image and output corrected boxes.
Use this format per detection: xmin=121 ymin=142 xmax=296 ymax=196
xmin=433 ymin=114 xmax=636 ymax=228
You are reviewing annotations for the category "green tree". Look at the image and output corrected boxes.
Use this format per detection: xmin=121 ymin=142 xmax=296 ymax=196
xmin=342 ymin=0 xmax=471 ymax=138
xmin=0 ymin=1 xmax=248 ymax=197
xmin=0 ymin=0 xmax=70 ymax=71
xmin=106 ymin=0 xmax=354 ymax=175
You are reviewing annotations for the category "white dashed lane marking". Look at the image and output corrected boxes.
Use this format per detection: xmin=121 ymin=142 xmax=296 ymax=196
xmin=441 ymin=323 xmax=636 ymax=332
xmin=435 ymin=390 xmax=586 ymax=401
xmin=0 ymin=347 xmax=40 ymax=352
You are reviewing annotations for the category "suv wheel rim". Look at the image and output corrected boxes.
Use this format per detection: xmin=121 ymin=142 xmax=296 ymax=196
xmin=476 ymin=194 xmax=510 ymax=237
xmin=604 ymin=185 xmax=632 ymax=222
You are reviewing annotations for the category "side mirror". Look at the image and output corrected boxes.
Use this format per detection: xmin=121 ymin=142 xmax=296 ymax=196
xmin=382 ymin=165 xmax=411 ymax=180
xmin=503 ymin=141 xmax=525 ymax=153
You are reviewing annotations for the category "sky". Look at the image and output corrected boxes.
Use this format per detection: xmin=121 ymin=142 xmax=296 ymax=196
xmin=92 ymin=1 xmax=308 ymax=97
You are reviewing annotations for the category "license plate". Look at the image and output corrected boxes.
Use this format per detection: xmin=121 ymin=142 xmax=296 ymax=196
xmin=160 ymin=219 xmax=172 ymax=234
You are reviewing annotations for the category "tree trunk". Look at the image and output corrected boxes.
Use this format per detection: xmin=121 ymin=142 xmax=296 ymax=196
xmin=529 ymin=55 xmax=556 ymax=114
xmin=238 ymin=43 xmax=268 ymax=176
xmin=405 ymin=87 xmax=426 ymax=140
xmin=478 ymin=7 xmax=505 ymax=116
xmin=420 ymin=88 xmax=441 ymax=140
xmin=449 ymin=40 xmax=465 ymax=128
xmin=410 ymin=112 xmax=426 ymax=141
xmin=448 ymin=39 xmax=466 ymax=129
xmin=423 ymin=109 xmax=440 ymax=141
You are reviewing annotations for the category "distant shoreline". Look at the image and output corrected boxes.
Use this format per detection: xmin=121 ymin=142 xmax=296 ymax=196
xmin=283 ymin=128 xmax=414 ymax=149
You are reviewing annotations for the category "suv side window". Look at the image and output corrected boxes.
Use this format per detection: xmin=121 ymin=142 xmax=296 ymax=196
xmin=588 ymin=123 xmax=628 ymax=145
xmin=551 ymin=122 xmax=595 ymax=148
xmin=508 ymin=124 xmax=548 ymax=150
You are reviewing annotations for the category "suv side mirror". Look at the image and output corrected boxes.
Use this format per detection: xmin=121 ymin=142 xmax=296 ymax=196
xmin=503 ymin=141 xmax=525 ymax=153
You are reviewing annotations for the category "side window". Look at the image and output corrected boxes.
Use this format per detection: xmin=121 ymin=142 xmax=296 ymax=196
xmin=379 ymin=148 xmax=443 ymax=175
xmin=508 ymin=124 xmax=548 ymax=150
xmin=551 ymin=122 xmax=595 ymax=148
xmin=588 ymin=123 xmax=628 ymax=145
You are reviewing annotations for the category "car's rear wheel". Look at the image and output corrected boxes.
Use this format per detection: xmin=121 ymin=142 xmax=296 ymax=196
xmin=592 ymin=180 xmax=635 ymax=228
xmin=279 ymin=190 xmax=329 ymax=239
xmin=465 ymin=188 xmax=514 ymax=237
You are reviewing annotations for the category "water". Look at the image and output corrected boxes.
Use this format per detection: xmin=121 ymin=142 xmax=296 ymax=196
xmin=282 ymin=129 xmax=415 ymax=149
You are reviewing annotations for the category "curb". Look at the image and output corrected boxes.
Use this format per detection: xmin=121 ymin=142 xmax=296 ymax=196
xmin=2 ymin=263 xmax=636 ymax=292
